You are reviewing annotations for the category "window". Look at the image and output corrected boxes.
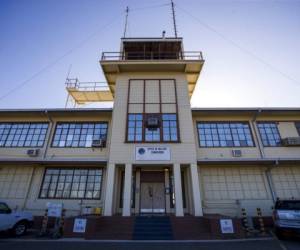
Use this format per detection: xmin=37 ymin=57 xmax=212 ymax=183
xmin=162 ymin=114 xmax=178 ymax=142
xmin=296 ymin=122 xmax=300 ymax=136
xmin=0 ymin=202 xmax=11 ymax=214
xmin=52 ymin=122 xmax=108 ymax=148
xmin=0 ymin=123 xmax=48 ymax=147
xmin=126 ymin=113 xmax=179 ymax=142
xmin=257 ymin=122 xmax=281 ymax=147
xmin=39 ymin=168 xmax=103 ymax=199
xmin=127 ymin=114 xmax=143 ymax=142
xmin=197 ymin=122 xmax=254 ymax=147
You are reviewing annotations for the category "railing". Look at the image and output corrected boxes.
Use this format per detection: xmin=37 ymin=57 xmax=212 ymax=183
xmin=101 ymin=51 xmax=203 ymax=61
xmin=65 ymin=78 xmax=110 ymax=92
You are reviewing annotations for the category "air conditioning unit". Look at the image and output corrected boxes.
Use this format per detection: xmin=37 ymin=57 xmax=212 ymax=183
xmin=91 ymin=139 xmax=105 ymax=148
xmin=281 ymin=137 xmax=300 ymax=146
xmin=27 ymin=149 xmax=40 ymax=157
xmin=146 ymin=116 xmax=160 ymax=129
xmin=232 ymin=149 xmax=242 ymax=157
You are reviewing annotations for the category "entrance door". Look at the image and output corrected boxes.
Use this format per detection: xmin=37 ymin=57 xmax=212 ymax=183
xmin=140 ymin=182 xmax=165 ymax=213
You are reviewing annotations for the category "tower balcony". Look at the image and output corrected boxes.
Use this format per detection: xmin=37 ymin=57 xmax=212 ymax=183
xmin=65 ymin=78 xmax=113 ymax=105
xmin=100 ymin=38 xmax=205 ymax=97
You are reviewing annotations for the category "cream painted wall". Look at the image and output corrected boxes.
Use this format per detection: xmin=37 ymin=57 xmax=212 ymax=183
xmin=108 ymin=73 xmax=198 ymax=165
xmin=0 ymin=112 xmax=112 ymax=161
xmin=193 ymin=113 xmax=300 ymax=160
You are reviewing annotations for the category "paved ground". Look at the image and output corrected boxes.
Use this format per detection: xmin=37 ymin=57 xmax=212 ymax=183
xmin=0 ymin=238 xmax=299 ymax=250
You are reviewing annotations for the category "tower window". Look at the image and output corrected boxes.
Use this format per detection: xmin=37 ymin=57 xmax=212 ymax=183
xmin=127 ymin=113 xmax=179 ymax=143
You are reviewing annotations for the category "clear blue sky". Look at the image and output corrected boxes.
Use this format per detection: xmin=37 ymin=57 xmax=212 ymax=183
xmin=0 ymin=0 xmax=299 ymax=109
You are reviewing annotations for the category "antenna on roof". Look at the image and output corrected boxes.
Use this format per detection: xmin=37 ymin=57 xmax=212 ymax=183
xmin=123 ymin=6 xmax=129 ymax=38
xmin=171 ymin=0 xmax=178 ymax=37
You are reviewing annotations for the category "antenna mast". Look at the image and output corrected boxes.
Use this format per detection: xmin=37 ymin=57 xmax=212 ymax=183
xmin=123 ymin=6 xmax=129 ymax=38
xmin=171 ymin=0 xmax=178 ymax=38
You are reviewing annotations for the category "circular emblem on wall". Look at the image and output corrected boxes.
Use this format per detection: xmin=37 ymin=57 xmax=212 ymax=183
xmin=138 ymin=148 xmax=146 ymax=155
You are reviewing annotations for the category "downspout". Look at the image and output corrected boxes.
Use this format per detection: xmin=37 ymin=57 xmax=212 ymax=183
xmin=22 ymin=110 xmax=54 ymax=210
xmin=22 ymin=110 xmax=53 ymax=210
xmin=252 ymin=109 xmax=264 ymax=158
xmin=43 ymin=110 xmax=55 ymax=159
xmin=265 ymin=160 xmax=279 ymax=202
xmin=252 ymin=109 xmax=277 ymax=202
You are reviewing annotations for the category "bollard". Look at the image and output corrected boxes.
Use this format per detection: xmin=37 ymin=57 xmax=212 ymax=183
xmin=241 ymin=208 xmax=251 ymax=236
xmin=256 ymin=208 xmax=266 ymax=236
xmin=39 ymin=208 xmax=49 ymax=236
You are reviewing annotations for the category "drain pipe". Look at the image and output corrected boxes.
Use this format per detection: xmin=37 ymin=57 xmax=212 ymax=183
xmin=22 ymin=110 xmax=54 ymax=210
xmin=265 ymin=160 xmax=279 ymax=202
xmin=252 ymin=109 xmax=277 ymax=202
xmin=252 ymin=109 xmax=264 ymax=158
xmin=43 ymin=110 xmax=55 ymax=159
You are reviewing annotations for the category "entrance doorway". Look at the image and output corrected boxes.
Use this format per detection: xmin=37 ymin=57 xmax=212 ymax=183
xmin=140 ymin=171 xmax=166 ymax=214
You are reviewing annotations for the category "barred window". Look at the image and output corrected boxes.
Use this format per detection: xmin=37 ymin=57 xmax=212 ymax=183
xmin=162 ymin=114 xmax=178 ymax=142
xmin=257 ymin=122 xmax=281 ymax=147
xmin=52 ymin=122 xmax=108 ymax=147
xmin=39 ymin=168 xmax=102 ymax=199
xmin=0 ymin=123 xmax=48 ymax=147
xmin=197 ymin=122 xmax=254 ymax=147
xmin=127 ymin=114 xmax=143 ymax=142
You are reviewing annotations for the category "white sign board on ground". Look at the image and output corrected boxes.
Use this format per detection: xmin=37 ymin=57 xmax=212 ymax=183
xmin=135 ymin=146 xmax=171 ymax=161
xmin=220 ymin=219 xmax=234 ymax=234
xmin=73 ymin=218 xmax=87 ymax=233
xmin=47 ymin=203 xmax=63 ymax=217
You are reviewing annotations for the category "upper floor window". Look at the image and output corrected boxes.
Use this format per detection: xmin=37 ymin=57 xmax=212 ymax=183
xmin=197 ymin=122 xmax=254 ymax=147
xmin=127 ymin=114 xmax=143 ymax=142
xmin=257 ymin=122 xmax=281 ymax=147
xmin=0 ymin=123 xmax=48 ymax=148
xmin=52 ymin=122 xmax=108 ymax=148
xmin=296 ymin=122 xmax=300 ymax=136
xmin=127 ymin=113 xmax=179 ymax=142
xmin=39 ymin=168 xmax=102 ymax=199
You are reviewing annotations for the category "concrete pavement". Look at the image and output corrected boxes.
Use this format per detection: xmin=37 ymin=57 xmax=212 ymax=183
xmin=0 ymin=238 xmax=299 ymax=250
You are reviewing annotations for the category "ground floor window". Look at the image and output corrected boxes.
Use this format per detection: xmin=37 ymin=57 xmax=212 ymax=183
xmin=39 ymin=168 xmax=102 ymax=199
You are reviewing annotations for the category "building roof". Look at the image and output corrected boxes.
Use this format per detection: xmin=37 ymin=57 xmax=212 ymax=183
xmin=0 ymin=107 xmax=299 ymax=114
xmin=0 ymin=108 xmax=113 ymax=113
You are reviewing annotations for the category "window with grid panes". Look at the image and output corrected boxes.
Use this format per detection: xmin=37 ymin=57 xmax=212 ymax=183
xmin=127 ymin=114 xmax=143 ymax=142
xmin=127 ymin=113 xmax=179 ymax=142
xmin=197 ymin=122 xmax=254 ymax=147
xmin=257 ymin=122 xmax=281 ymax=146
xmin=39 ymin=168 xmax=102 ymax=199
xmin=0 ymin=123 xmax=48 ymax=147
xmin=52 ymin=122 xmax=108 ymax=147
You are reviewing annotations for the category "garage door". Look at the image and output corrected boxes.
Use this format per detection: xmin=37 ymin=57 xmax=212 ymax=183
xmin=271 ymin=166 xmax=300 ymax=199
xmin=0 ymin=166 xmax=32 ymax=199
xmin=201 ymin=166 xmax=269 ymax=200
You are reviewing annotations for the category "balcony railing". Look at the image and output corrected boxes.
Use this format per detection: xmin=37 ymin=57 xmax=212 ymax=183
xmin=101 ymin=51 xmax=203 ymax=61
xmin=65 ymin=79 xmax=110 ymax=92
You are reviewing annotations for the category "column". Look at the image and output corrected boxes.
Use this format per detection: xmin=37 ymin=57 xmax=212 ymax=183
xmin=173 ymin=163 xmax=184 ymax=217
xmin=134 ymin=168 xmax=141 ymax=214
xmin=104 ymin=163 xmax=116 ymax=216
xmin=122 ymin=163 xmax=132 ymax=216
xmin=190 ymin=164 xmax=203 ymax=216
xmin=164 ymin=168 xmax=171 ymax=214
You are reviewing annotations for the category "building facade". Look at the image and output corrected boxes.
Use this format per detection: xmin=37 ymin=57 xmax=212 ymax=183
xmin=1 ymin=37 xmax=300 ymax=219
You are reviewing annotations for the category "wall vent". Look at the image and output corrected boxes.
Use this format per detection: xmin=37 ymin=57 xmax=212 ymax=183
xmin=27 ymin=149 xmax=40 ymax=157
xmin=232 ymin=149 xmax=242 ymax=157
xmin=281 ymin=137 xmax=300 ymax=146
xmin=91 ymin=139 xmax=106 ymax=148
